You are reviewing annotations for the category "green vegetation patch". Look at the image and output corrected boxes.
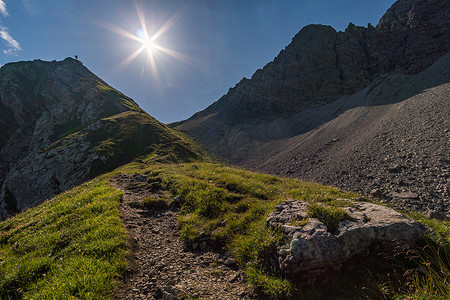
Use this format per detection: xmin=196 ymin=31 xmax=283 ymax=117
xmin=143 ymin=196 xmax=169 ymax=210
xmin=397 ymin=212 xmax=450 ymax=299
xmin=306 ymin=202 xmax=354 ymax=232
xmin=0 ymin=175 xmax=126 ymax=299
xmin=2 ymin=158 xmax=448 ymax=299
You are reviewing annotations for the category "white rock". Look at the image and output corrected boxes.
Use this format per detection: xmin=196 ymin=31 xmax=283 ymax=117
xmin=267 ymin=199 xmax=428 ymax=276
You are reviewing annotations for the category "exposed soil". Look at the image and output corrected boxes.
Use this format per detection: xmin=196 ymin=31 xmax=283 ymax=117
xmin=110 ymin=173 xmax=255 ymax=300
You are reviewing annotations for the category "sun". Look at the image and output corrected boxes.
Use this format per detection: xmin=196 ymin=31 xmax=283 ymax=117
xmin=104 ymin=4 xmax=190 ymax=77
xmin=141 ymin=37 xmax=155 ymax=54
xmin=135 ymin=27 xmax=157 ymax=56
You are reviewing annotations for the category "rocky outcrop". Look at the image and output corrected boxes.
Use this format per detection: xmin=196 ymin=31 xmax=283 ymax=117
xmin=267 ymin=199 xmax=427 ymax=277
xmin=0 ymin=58 xmax=203 ymax=220
xmin=176 ymin=0 xmax=450 ymax=215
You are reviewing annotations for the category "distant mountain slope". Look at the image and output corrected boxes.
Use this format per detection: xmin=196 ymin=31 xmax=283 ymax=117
xmin=244 ymin=52 xmax=450 ymax=215
xmin=0 ymin=58 xmax=204 ymax=219
xmin=175 ymin=0 xmax=450 ymax=216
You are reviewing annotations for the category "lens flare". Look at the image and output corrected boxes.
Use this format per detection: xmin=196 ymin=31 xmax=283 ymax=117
xmin=101 ymin=3 xmax=191 ymax=80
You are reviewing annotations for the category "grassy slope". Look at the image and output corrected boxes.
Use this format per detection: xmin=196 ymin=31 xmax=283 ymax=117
xmin=1 ymin=160 xmax=448 ymax=299
xmin=0 ymin=175 xmax=126 ymax=299
xmin=44 ymin=81 xmax=208 ymax=178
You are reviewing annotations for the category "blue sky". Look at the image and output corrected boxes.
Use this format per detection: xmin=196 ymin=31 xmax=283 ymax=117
xmin=0 ymin=0 xmax=395 ymax=123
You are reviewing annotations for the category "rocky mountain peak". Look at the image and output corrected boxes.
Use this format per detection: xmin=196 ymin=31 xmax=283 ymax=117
xmin=373 ymin=0 xmax=450 ymax=74
xmin=0 ymin=58 xmax=203 ymax=220
xmin=180 ymin=0 xmax=449 ymax=127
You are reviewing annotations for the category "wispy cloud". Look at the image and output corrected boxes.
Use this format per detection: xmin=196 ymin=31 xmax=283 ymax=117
xmin=0 ymin=26 xmax=21 ymax=55
xmin=0 ymin=1 xmax=8 ymax=17
xmin=0 ymin=1 xmax=22 ymax=55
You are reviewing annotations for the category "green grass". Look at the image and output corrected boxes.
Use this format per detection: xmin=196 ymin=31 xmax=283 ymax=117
xmin=143 ymin=196 xmax=169 ymax=210
xmin=393 ymin=212 xmax=450 ymax=300
xmin=124 ymin=162 xmax=359 ymax=245
xmin=1 ymin=159 xmax=448 ymax=299
xmin=306 ymin=202 xmax=354 ymax=232
xmin=0 ymin=175 xmax=126 ymax=299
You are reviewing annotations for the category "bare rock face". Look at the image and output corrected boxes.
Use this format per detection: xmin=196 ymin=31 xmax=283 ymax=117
xmin=267 ymin=199 xmax=427 ymax=277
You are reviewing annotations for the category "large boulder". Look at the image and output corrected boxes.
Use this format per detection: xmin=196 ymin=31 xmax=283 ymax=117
xmin=267 ymin=199 xmax=427 ymax=277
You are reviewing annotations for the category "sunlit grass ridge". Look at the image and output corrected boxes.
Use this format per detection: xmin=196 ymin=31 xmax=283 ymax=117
xmin=0 ymin=175 xmax=126 ymax=299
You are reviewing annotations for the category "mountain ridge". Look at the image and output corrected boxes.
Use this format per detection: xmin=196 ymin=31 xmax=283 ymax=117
xmin=0 ymin=58 xmax=205 ymax=219
xmin=178 ymin=0 xmax=449 ymax=127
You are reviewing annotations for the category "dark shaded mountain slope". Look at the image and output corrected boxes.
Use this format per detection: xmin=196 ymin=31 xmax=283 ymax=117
xmin=175 ymin=0 xmax=450 ymax=216
xmin=244 ymin=52 xmax=450 ymax=215
xmin=0 ymin=58 xmax=204 ymax=219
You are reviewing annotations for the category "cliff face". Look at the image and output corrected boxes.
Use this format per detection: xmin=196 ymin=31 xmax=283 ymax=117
xmin=0 ymin=58 xmax=202 ymax=219
xmin=183 ymin=0 xmax=449 ymax=126
xmin=176 ymin=0 xmax=450 ymax=216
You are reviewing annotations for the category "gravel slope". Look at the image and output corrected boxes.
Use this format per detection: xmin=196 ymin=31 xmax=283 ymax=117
xmin=241 ymin=52 xmax=450 ymax=217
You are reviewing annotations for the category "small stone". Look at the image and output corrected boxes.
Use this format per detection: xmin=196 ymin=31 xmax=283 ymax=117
xmin=392 ymin=191 xmax=418 ymax=199
xmin=167 ymin=279 xmax=177 ymax=286
xmin=224 ymin=258 xmax=236 ymax=267
xmin=370 ymin=189 xmax=383 ymax=198
xmin=229 ymin=273 xmax=240 ymax=283
xmin=426 ymin=210 xmax=447 ymax=220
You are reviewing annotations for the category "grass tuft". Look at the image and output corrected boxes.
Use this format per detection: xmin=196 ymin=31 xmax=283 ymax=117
xmin=143 ymin=196 xmax=169 ymax=210
xmin=306 ymin=202 xmax=354 ymax=232
xmin=396 ymin=237 xmax=450 ymax=300
xmin=246 ymin=264 xmax=292 ymax=298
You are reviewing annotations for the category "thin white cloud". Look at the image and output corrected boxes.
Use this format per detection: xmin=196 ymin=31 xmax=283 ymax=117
xmin=0 ymin=1 xmax=8 ymax=17
xmin=0 ymin=26 xmax=21 ymax=55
